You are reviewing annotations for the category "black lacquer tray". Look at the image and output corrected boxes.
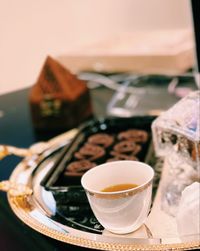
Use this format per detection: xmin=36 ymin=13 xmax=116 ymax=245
xmin=42 ymin=116 xmax=155 ymax=188
xmin=41 ymin=116 xmax=163 ymax=234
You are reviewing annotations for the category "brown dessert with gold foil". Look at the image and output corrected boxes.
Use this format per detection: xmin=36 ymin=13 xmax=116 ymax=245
xmin=29 ymin=56 xmax=93 ymax=131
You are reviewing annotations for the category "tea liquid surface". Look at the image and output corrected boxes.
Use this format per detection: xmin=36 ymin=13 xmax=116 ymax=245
xmin=101 ymin=183 xmax=138 ymax=192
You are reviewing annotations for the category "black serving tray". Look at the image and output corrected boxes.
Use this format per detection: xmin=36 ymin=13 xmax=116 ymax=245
xmin=42 ymin=116 xmax=156 ymax=190
xmin=40 ymin=116 xmax=163 ymax=234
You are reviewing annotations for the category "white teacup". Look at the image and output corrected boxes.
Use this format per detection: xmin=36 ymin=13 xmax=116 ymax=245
xmin=81 ymin=160 xmax=154 ymax=234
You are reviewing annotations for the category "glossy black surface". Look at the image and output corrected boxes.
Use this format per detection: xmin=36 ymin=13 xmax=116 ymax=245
xmin=0 ymin=74 xmax=197 ymax=250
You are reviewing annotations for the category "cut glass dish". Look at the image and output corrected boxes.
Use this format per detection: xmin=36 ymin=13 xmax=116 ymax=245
xmin=152 ymin=90 xmax=200 ymax=215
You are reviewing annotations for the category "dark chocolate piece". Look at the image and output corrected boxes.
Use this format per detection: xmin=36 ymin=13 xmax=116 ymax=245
xmin=74 ymin=143 xmax=105 ymax=161
xmin=118 ymin=129 xmax=148 ymax=143
xmin=88 ymin=133 xmax=114 ymax=148
xmin=113 ymin=140 xmax=141 ymax=155
xmin=65 ymin=160 xmax=96 ymax=176
xmin=110 ymin=151 xmax=138 ymax=161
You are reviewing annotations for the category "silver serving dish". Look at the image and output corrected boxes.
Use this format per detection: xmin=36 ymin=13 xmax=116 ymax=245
xmin=0 ymin=128 xmax=199 ymax=251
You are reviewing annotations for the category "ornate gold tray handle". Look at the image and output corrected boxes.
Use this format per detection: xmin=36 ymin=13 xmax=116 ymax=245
xmin=0 ymin=143 xmax=46 ymax=209
xmin=0 ymin=129 xmax=77 ymax=209
xmin=0 ymin=180 xmax=32 ymax=197
xmin=0 ymin=145 xmax=33 ymax=207
xmin=0 ymin=143 xmax=47 ymax=160
xmin=0 ymin=129 xmax=78 ymax=160
xmin=0 ymin=180 xmax=33 ymax=210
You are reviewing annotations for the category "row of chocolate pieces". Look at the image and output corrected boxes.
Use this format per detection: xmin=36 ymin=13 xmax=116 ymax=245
xmin=108 ymin=129 xmax=148 ymax=162
xmin=64 ymin=134 xmax=113 ymax=176
xmin=65 ymin=130 xmax=148 ymax=176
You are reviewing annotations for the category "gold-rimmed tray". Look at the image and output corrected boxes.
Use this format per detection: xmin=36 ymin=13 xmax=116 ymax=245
xmin=1 ymin=129 xmax=200 ymax=251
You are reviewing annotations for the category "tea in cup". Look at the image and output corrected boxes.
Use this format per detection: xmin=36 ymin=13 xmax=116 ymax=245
xmin=81 ymin=160 xmax=154 ymax=234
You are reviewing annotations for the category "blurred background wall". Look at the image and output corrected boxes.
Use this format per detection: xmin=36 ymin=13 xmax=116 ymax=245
xmin=0 ymin=0 xmax=192 ymax=94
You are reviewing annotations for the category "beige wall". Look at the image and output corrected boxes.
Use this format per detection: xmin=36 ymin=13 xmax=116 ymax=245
xmin=0 ymin=0 xmax=192 ymax=94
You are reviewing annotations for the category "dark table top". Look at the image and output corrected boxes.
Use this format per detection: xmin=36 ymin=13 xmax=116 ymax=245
xmin=0 ymin=74 xmax=197 ymax=251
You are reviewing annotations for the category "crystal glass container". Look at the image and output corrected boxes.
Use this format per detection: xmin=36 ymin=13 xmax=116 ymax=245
xmin=152 ymin=90 xmax=200 ymax=215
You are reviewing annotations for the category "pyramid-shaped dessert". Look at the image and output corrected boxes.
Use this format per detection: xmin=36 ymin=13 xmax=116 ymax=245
xmin=29 ymin=56 xmax=93 ymax=131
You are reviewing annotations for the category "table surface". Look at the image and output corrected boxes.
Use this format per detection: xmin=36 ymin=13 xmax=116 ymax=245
xmin=0 ymin=76 xmax=197 ymax=251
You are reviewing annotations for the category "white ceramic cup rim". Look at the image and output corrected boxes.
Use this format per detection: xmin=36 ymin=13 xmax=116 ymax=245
xmin=81 ymin=160 xmax=154 ymax=195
